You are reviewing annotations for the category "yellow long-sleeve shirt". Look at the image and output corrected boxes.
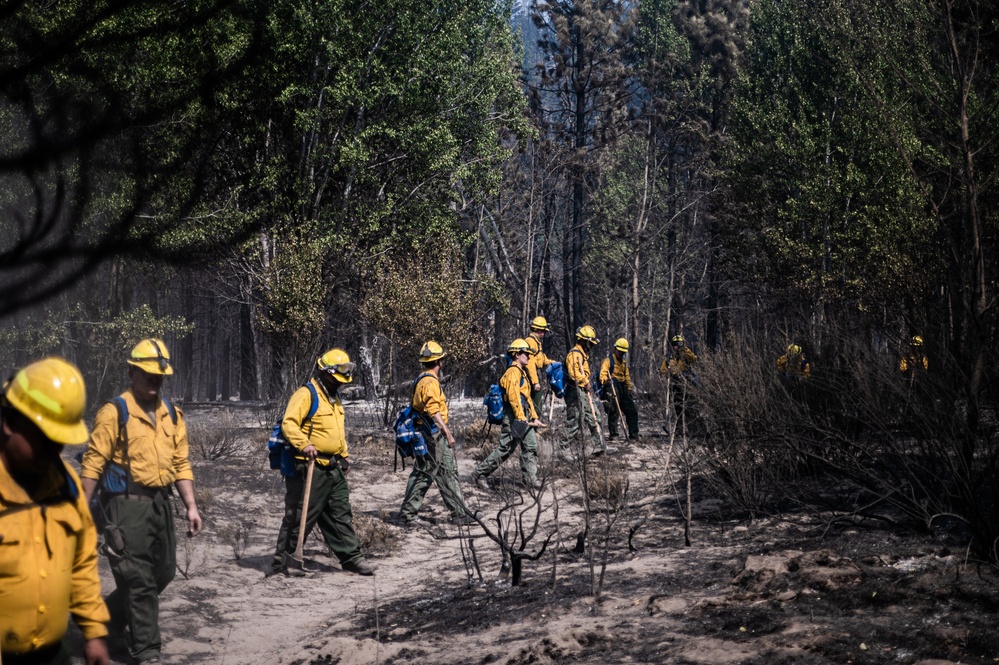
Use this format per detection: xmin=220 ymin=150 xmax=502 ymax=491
xmin=412 ymin=372 xmax=448 ymax=424
xmin=899 ymin=354 xmax=928 ymax=374
xmin=565 ymin=344 xmax=591 ymax=388
xmin=80 ymin=390 xmax=194 ymax=488
xmin=599 ymin=355 xmax=632 ymax=391
xmin=500 ymin=365 xmax=538 ymax=421
xmin=281 ymin=379 xmax=348 ymax=465
xmin=777 ymin=354 xmax=811 ymax=378
xmin=0 ymin=460 xmax=109 ymax=656
xmin=524 ymin=333 xmax=553 ymax=388
xmin=660 ymin=347 xmax=697 ymax=377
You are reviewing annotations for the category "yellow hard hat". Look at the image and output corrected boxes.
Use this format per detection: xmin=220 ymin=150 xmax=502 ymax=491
xmin=317 ymin=348 xmax=354 ymax=383
xmin=575 ymin=325 xmax=598 ymax=344
xmin=508 ymin=338 xmax=534 ymax=356
xmin=530 ymin=316 xmax=551 ymax=332
xmin=671 ymin=334 xmax=684 ymax=345
xmin=911 ymin=335 xmax=923 ymax=347
xmin=418 ymin=340 xmax=447 ymax=363
xmin=787 ymin=344 xmax=801 ymax=356
xmin=2 ymin=357 xmax=89 ymax=445
xmin=614 ymin=338 xmax=629 ymax=353
xmin=128 ymin=338 xmax=174 ymax=375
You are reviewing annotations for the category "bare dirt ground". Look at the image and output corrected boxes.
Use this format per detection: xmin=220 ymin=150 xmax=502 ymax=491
xmin=65 ymin=399 xmax=999 ymax=665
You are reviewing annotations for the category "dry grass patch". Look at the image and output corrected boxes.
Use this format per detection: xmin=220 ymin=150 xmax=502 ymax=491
xmin=217 ymin=521 xmax=253 ymax=560
xmin=354 ymin=513 xmax=402 ymax=556
xmin=587 ymin=472 xmax=629 ymax=507
xmin=353 ymin=432 xmax=395 ymax=457
xmin=461 ymin=418 xmax=494 ymax=448
xmin=188 ymin=411 xmax=244 ymax=461
xmin=467 ymin=441 xmax=495 ymax=462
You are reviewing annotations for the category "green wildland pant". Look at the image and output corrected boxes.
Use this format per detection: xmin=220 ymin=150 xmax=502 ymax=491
xmin=560 ymin=384 xmax=601 ymax=451
xmin=531 ymin=388 xmax=545 ymax=422
xmin=474 ymin=408 xmax=538 ymax=484
xmin=399 ymin=430 xmax=467 ymax=521
xmin=272 ymin=460 xmax=363 ymax=571
xmin=103 ymin=490 xmax=176 ymax=664
xmin=605 ymin=385 xmax=639 ymax=439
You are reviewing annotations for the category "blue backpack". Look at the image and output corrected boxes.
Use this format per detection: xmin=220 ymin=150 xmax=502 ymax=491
xmin=393 ymin=406 xmax=430 ymax=458
xmin=484 ymin=384 xmax=504 ymax=424
xmin=393 ymin=373 xmax=438 ymax=459
xmin=545 ymin=361 xmax=566 ymax=398
xmin=267 ymin=383 xmax=319 ymax=477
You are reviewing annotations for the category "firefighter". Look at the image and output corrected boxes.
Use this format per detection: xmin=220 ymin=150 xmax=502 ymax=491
xmin=81 ymin=339 xmax=202 ymax=663
xmin=560 ymin=326 xmax=604 ymax=455
xmin=661 ymin=334 xmax=698 ymax=429
xmin=899 ymin=336 xmax=928 ymax=379
xmin=268 ymin=348 xmax=376 ymax=575
xmin=600 ymin=338 xmax=639 ymax=440
xmin=472 ymin=339 xmax=543 ymax=490
xmin=777 ymin=343 xmax=811 ymax=381
xmin=661 ymin=334 xmax=697 ymax=380
xmin=399 ymin=341 xmax=473 ymax=526
xmin=1 ymin=358 xmax=110 ymax=665
xmin=524 ymin=316 xmax=556 ymax=419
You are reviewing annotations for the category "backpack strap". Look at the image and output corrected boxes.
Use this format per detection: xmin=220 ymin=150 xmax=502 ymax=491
xmin=163 ymin=396 xmax=178 ymax=425
xmin=298 ymin=380 xmax=321 ymax=442
xmin=305 ymin=382 xmax=319 ymax=421
xmin=112 ymin=396 xmax=129 ymax=428
xmin=517 ymin=366 xmax=533 ymax=418
xmin=110 ymin=396 xmax=136 ymax=495
xmin=412 ymin=372 xmax=439 ymax=400
xmin=411 ymin=372 xmax=440 ymax=420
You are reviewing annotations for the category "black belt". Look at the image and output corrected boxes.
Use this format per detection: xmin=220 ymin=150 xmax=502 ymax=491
xmin=109 ymin=484 xmax=170 ymax=502
xmin=296 ymin=452 xmax=346 ymax=466
xmin=3 ymin=637 xmax=70 ymax=664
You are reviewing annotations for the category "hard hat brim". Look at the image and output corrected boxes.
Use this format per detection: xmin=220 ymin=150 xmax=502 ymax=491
xmin=39 ymin=418 xmax=90 ymax=445
xmin=127 ymin=359 xmax=174 ymax=376
xmin=420 ymin=353 xmax=446 ymax=362
xmin=7 ymin=391 xmax=90 ymax=445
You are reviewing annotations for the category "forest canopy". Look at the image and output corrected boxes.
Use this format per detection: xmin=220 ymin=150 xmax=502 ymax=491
xmin=1 ymin=0 xmax=994 ymax=425
xmin=2 ymin=0 xmax=998 ymax=569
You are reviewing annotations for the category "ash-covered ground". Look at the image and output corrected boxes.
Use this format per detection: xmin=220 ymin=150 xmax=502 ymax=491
xmin=63 ymin=399 xmax=999 ymax=665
